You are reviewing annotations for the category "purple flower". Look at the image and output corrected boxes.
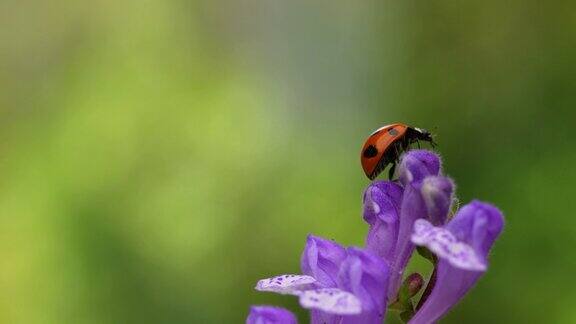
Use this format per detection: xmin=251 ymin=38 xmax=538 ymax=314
xmin=250 ymin=149 xmax=505 ymax=324
xmin=254 ymin=235 xmax=389 ymax=324
xmin=246 ymin=305 xmax=298 ymax=324
xmin=409 ymin=200 xmax=504 ymax=324
xmin=363 ymin=150 xmax=454 ymax=299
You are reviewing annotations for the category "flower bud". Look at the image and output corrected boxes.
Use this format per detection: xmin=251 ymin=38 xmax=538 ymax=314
xmin=421 ymin=176 xmax=454 ymax=226
xmin=398 ymin=150 xmax=441 ymax=185
xmin=402 ymin=273 xmax=424 ymax=299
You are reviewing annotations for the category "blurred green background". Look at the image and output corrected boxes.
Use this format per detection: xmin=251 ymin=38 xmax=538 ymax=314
xmin=1 ymin=0 xmax=575 ymax=323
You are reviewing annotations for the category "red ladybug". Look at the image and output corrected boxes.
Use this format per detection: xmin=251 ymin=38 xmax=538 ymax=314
xmin=361 ymin=123 xmax=436 ymax=180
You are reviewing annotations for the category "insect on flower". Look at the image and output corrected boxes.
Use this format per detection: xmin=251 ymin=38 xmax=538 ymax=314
xmin=361 ymin=123 xmax=436 ymax=180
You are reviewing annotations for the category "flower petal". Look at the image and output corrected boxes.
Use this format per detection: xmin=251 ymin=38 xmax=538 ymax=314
xmin=301 ymin=235 xmax=347 ymax=287
xmin=299 ymin=288 xmax=362 ymax=315
xmin=411 ymin=219 xmax=486 ymax=271
xmin=409 ymin=201 xmax=504 ymax=324
xmin=309 ymin=310 xmax=340 ymax=324
xmin=363 ymin=181 xmax=403 ymax=261
xmin=337 ymin=247 xmax=389 ymax=313
xmin=445 ymin=200 xmax=505 ymax=258
xmin=363 ymin=181 xmax=403 ymax=225
xmin=246 ymin=305 xmax=298 ymax=324
xmin=256 ymin=275 xmax=316 ymax=295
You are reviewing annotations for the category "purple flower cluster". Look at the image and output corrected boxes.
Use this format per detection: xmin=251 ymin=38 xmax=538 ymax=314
xmin=247 ymin=150 xmax=504 ymax=324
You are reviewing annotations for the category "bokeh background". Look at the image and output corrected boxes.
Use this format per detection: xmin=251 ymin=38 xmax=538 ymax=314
xmin=1 ymin=0 xmax=575 ymax=323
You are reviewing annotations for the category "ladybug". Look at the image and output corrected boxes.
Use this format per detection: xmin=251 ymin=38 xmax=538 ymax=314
xmin=361 ymin=123 xmax=436 ymax=180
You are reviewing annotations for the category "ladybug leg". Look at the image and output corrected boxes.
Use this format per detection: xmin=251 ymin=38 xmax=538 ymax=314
xmin=388 ymin=162 xmax=397 ymax=180
xmin=388 ymin=143 xmax=401 ymax=179
xmin=395 ymin=141 xmax=402 ymax=158
xmin=417 ymin=140 xmax=421 ymax=149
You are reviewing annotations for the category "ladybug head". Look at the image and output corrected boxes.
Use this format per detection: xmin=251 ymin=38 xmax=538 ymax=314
xmin=414 ymin=128 xmax=437 ymax=147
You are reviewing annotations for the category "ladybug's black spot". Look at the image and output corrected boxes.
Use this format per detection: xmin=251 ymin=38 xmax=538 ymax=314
xmin=363 ymin=145 xmax=378 ymax=158
xmin=388 ymin=128 xmax=399 ymax=136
